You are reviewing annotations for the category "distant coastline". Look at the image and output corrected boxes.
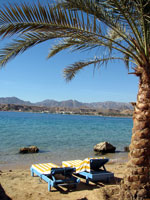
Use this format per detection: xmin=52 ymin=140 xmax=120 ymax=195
xmin=0 ymin=103 xmax=133 ymax=117
xmin=0 ymin=96 xmax=134 ymax=117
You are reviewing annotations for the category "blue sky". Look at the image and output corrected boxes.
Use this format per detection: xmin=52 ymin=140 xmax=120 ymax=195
xmin=0 ymin=0 xmax=139 ymax=103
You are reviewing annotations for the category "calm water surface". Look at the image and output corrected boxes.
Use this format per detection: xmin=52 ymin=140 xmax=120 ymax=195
xmin=0 ymin=112 xmax=132 ymax=169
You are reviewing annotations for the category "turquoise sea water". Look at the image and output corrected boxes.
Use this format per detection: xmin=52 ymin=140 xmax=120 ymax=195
xmin=0 ymin=111 xmax=132 ymax=169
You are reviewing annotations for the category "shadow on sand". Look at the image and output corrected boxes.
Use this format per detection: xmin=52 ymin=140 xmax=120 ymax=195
xmin=0 ymin=184 xmax=12 ymax=200
xmin=51 ymin=176 xmax=121 ymax=194
xmin=51 ymin=181 xmax=103 ymax=194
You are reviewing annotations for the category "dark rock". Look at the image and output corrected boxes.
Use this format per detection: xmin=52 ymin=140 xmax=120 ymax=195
xmin=94 ymin=142 xmax=116 ymax=153
xmin=124 ymin=146 xmax=130 ymax=152
xmin=19 ymin=146 xmax=39 ymax=154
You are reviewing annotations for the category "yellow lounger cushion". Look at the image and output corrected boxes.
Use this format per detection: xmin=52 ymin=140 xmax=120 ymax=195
xmin=62 ymin=160 xmax=82 ymax=168
xmin=31 ymin=163 xmax=60 ymax=174
xmin=62 ymin=157 xmax=106 ymax=173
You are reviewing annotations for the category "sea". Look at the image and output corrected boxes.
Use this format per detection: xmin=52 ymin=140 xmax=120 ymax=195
xmin=0 ymin=111 xmax=132 ymax=170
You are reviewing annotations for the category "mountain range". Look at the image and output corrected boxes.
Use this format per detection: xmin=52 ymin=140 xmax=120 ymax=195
xmin=0 ymin=97 xmax=133 ymax=110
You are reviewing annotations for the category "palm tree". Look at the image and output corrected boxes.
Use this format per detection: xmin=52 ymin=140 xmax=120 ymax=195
xmin=0 ymin=0 xmax=150 ymax=199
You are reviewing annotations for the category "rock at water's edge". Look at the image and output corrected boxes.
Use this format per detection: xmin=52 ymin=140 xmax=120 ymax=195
xmin=124 ymin=146 xmax=130 ymax=152
xmin=19 ymin=146 xmax=39 ymax=154
xmin=94 ymin=142 xmax=116 ymax=153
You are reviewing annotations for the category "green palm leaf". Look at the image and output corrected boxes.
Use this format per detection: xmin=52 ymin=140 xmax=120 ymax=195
xmin=64 ymin=56 xmax=133 ymax=81
xmin=0 ymin=0 xmax=149 ymax=77
xmin=0 ymin=32 xmax=67 ymax=66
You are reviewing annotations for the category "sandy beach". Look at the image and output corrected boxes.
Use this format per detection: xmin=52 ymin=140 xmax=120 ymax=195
xmin=0 ymin=162 xmax=126 ymax=200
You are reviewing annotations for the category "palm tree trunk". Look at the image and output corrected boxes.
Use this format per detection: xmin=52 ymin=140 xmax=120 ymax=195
xmin=120 ymin=69 xmax=150 ymax=199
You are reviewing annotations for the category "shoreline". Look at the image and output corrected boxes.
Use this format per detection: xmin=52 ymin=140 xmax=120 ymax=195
xmin=0 ymin=109 xmax=133 ymax=118
xmin=0 ymin=151 xmax=129 ymax=171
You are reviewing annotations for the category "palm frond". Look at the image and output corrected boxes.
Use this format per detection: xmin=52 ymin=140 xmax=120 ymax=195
xmin=137 ymin=0 xmax=150 ymax=56
xmin=0 ymin=2 xmax=102 ymax=38
xmin=57 ymin=0 xmax=144 ymax=52
xmin=48 ymin=27 xmax=141 ymax=65
xmin=124 ymin=54 xmax=130 ymax=70
xmin=47 ymin=38 xmax=82 ymax=58
xmin=0 ymin=32 xmax=66 ymax=66
xmin=0 ymin=0 xmax=149 ymax=74
xmin=64 ymin=56 xmax=133 ymax=81
xmin=0 ymin=0 xmax=138 ymax=52
xmin=48 ymin=36 xmax=106 ymax=59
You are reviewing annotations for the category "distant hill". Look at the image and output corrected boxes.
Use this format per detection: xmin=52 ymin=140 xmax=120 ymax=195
xmin=0 ymin=97 xmax=33 ymax=106
xmin=0 ymin=97 xmax=133 ymax=110
xmin=36 ymin=99 xmax=84 ymax=108
xmin=85 ymin=101 xmax=133 ymax=110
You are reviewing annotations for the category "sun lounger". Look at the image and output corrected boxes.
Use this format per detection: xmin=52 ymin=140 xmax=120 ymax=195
xmin=62 ymin=158 xmax=114 ymax=184
xmin=30 ymin=162 xmax=80 ymax=191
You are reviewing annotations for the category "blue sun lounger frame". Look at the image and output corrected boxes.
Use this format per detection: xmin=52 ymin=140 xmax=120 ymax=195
xmin=30 ymin=167 xmax=80 ymax=191
xmin=78 ymin=158 xmax=114 ymax=184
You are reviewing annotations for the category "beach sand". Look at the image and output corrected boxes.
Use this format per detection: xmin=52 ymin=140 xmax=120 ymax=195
xmin=0 ymin=162 xmax=126 ymax=200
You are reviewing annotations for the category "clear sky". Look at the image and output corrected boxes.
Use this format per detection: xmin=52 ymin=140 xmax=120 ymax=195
xmin=0 ymin=0 xmax=139 ymax=103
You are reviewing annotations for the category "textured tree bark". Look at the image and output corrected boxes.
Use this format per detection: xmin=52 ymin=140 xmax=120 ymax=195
xmin=120 ymin=69 xmax=150 ymax=199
